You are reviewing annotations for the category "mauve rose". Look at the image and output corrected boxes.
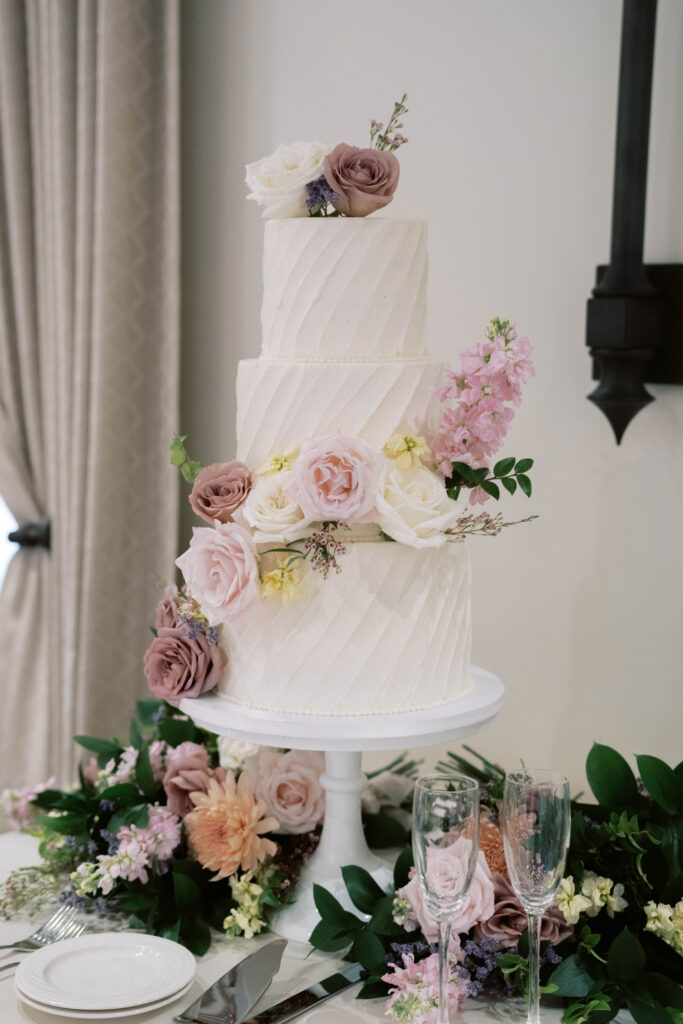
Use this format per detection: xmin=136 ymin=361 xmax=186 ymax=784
xmin=322 ymin=144 xmax=400 ymax=217
xmin=176 ymin=522 xmax=260 ymax=625
xmin=155 ymin=584 xmax=179 ymax=629
xmin=143 ymin=626 xmax=226 ymax=707
xmin=288 ymin=433 xmax=382 ymax=524
xmin=242 ymin=749 xmax=325 ymax=834
xmin=163 ymin=741 xmax=227 ymax=817
xmin=475 ymin=873 xmax=574 ymax=948
xmin=398 ymin=840 xmax=495 ymax=941
xmin=189 ymin=461 xmax=253 ymax=525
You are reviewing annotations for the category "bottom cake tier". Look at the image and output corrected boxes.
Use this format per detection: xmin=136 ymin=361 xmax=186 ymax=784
xmin=217 ymin=540 xmax=473 ymax=716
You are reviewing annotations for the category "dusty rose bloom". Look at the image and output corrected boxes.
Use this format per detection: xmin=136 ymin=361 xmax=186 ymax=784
xmin=288 ymin=433 xmax=382 ymax=523
xmin=243 ymin=750 xmax=325 ymax=834
xmin=176 ymin=523 xmax=260 ymax=625
xmin=475 ymin=873 xmax=574 ymax=948
xmin=143 ymin=626 xmax=226 ymax=707
xmin=189 ymin=461 xmax=253 ymax=525
xmin=322 ymin=143 xmax=399 ymax=217
xmin=163 ymin=741 xmax=226 ymax=817
xmin=155 ymin=584 xmax=179 ymax=629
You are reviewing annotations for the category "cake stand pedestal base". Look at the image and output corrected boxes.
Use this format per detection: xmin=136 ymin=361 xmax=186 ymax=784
xmin=180 ymin=665 xmax=503 ymax=943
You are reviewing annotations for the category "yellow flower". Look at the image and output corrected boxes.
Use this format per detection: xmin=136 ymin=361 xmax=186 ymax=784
xmin=383 ymin=434 xmax=431 ymax=469
xmin=261 ymin=557 xmax=304 ymax=601
xmin=256 ymin=446 xmax=301 ymax=476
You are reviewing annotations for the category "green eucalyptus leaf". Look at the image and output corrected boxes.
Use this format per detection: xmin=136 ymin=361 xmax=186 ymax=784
xmin=517 ymin=473 xmax=532 ymax=497
xmin=547 ymin=954 xmax=595 ymax=997
xmin=494 ymin=457 xmax=516 ymax=477
xmin=107 ymin=803 xmax=149 ymax=835
xmin=74 ymin=735 xmax=123 ymax=758
xmin=586 ymin=743 xmax=639 ymax=807
xmin=341 ymin=865 xmax=387 ymax=915
xmin=134 ymin=744 xmax=157 ymax=801
xmin=451 ymin=461 xmax=477 ymax=484
xmin=607 ymin=928 xmax=646 ymax=981
xmin=312 ymin=884 xmax=363 ymax=932
xmin=481 ymin=480 xmax=501 ymax=500
xmin=97 ymin=783 xmax=141 ymax=806
xmin=501 ymin=476 xmax=517 ymax=495
xmin=368 ymin=895 xmax=406 ymax=937
xmin=636 ymin=755 xmax=683 ymax=815
xmin=515 ymin=458 xmax=534 ymax=473
xmin=309 ymin=919 xmax=354 ymax=952
xmin=351 ymin=929 xmax=387 ymax=972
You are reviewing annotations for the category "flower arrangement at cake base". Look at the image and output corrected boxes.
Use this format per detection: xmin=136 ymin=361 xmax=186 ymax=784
xmin=2 ymin=721 xmax=681 ymax=1024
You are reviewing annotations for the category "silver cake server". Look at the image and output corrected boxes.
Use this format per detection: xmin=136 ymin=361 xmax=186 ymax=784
xmin=174 ymin=938 xmax=287 ymax=1024
xmin=241 ymin=961 xmax=363 ymax=1024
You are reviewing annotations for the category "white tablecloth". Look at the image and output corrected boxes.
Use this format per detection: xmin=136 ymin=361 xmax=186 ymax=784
xmin=0 ymin=833 xmax=557 ymax=1023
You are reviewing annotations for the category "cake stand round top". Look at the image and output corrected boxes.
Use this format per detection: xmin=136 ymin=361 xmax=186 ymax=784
xmin=179 ymin=665 xmax=503 ymax=751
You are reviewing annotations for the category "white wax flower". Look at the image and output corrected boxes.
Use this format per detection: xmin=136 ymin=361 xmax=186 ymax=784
xmin=245 ymin=141 xmax=331 ymax=218
xmin=237 ymin=471 xmax=312 ymax=544
xmin=375 ymin=462 xmax=465 ymax=548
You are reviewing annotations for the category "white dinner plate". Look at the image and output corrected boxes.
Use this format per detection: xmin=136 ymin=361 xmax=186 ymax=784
xmin=15 ymin=932 xmax=196 ymax=1011
xmin=14 ymin=979 xmax=193 ymax=1019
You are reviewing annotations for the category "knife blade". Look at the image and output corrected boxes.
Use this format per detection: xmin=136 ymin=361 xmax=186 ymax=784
xmin=241 ymin=961 xmax=363 ymax=1024
xmin=174 ymin=938 xmax=287 ymax=1024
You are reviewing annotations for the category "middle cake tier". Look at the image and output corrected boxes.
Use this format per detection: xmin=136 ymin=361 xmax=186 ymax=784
xmin=236 ymin=357 xmax=446 ymax=467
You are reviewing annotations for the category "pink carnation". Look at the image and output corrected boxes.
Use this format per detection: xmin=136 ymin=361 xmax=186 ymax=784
xmin=288 ymin=433 xmax=381 ymax=523
xmin=242 ymin=749 xmax=325 ymax=834
xmin=176 ymin=522 xmax=260 ymax=625
xmin=383 ymin=950 xmax=467 ymax=1023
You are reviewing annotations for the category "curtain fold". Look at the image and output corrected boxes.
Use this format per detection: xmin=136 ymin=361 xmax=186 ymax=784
xmin=0 ymin=0 xmax=180 ymax=787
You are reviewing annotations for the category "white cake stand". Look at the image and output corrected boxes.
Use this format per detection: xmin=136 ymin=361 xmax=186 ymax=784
xmin=179 ymin=665 xmax=503 ymax=942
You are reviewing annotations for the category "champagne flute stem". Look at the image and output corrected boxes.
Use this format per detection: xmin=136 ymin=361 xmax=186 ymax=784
xmin=437 ymin=918 xmax=451 ymax=1024
xmin=526 ymin=912 xmax=542 ymax=1024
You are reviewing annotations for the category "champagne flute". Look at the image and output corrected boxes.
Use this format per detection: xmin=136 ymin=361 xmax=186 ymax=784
xmin=502 ymin=769 xmax=571 ymax=1024
xmin=412 ymin=774 xmax=480 ymax=1024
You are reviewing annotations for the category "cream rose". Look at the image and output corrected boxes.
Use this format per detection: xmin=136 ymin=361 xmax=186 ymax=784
xmin=375 ymin=462 xmax=465 ymax=548
xmin=245 ymin=141 xmax=331 ymax=219
xmin=236 ymin=472 xmax=312 ymax=543
xmin=176 ymin=522 xmax=260 ymax=625
xmin=288 ymin=433 xmax=382 ymax=524
xmin=242 ymin=749 xmax=325 ymax=834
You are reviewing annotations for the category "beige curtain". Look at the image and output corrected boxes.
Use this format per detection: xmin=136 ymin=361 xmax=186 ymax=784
xmin=0 ymin=0 xmax=180 ymax=787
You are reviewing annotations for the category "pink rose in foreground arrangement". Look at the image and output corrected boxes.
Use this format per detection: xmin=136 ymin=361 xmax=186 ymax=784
xmin=189 ymin=461 xmax=253 ymax=525
xmin=322 ymin=144 xmax=399 ymax=217
xmin=398 ymin=838 xmax=495 ymax=942
xmin=163 ymin=740 xmax=227 ymax=817
xmin=475 ymin=872 xmax=573 ymax=948
xmin=288 ymin=433 xmax=382 ymax=523
xmin=176 ymin=522 xmax=260 ymax=625
xmin=143 ymin=626 xmax=226 ymax=707
xmin=154 ymin=583 xmax=179 ymax=629
xmin=243 ymin=749 xmax=325 ymax=834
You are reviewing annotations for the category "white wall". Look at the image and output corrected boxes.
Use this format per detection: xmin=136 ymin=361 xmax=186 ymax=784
xmin=180 ymin=0 xmax=683 ymax=791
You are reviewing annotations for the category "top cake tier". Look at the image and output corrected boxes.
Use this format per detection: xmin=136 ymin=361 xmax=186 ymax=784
xmin=261 ymin=217 xmax=428 ymax=361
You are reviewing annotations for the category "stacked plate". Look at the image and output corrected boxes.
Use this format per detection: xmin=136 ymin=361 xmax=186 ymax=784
xmin=14 ymin=932 xmax=196 ymax=1019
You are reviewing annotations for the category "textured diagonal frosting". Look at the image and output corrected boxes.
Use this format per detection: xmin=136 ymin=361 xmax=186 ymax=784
xmin=236 ymin=358 xmax=445 ymax=468
xmin=262 ymin=218 xmax=428 ymax=360
xmin=220 ymin=542 xmax=472 ymax=715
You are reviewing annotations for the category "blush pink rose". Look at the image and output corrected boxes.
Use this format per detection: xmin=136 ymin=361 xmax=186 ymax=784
xmin=155 ymin=584 xmax=179 ymax=629
xmin=242 ymin=749 xmax=325 ymax=834
xmin=475 ymin=873 xmax=573 ymax=948
xmin=189 ymin=461 xmax=253 ymax=525
xmin=288 ymin=434 xmax=382 ymax=523
xmin=176 ymin=522 xmax=260 ymax=625
xmin=143 ymin=626 xmax=226 ymax=707
xmin=398 ymin=840 xmax=495 ymax=941
xmin=322 ymin=144 xmax=400 ymax=217
xmin=163 ymin=741 xmax=227 ymax=817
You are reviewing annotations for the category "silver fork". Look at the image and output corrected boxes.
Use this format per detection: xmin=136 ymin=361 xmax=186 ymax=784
xmin=0 ymin=905 xmax=85 ymax=952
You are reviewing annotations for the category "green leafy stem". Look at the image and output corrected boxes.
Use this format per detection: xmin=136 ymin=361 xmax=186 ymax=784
xmin=446 ymin=457 xmax=533 ymax=502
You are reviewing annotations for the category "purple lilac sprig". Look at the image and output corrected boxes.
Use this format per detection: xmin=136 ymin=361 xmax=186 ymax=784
xmin=305 ymin=175 xmax=340 ymax=216
xmin=304 ymin=522 xmax=348 ymax=578
xmin=371 ymin=94 xmax=409 ymax=151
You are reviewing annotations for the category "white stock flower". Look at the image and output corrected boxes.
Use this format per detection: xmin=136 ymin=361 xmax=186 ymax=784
xmin=245 ymin=141 xmax=331 ymax=218
xmin=556 ymin=876 xmax=593 ymax=925
xmin=605 ymin=882 xmax=628 ymax=918
xmin=644 ymin=900 xmax=675 ymax=939
xmin=581 ymin=872 xmax=613 ymax=917
xmin=375 ymin=462 xmax=465 ymax=548
xmin=217 ymin=737 xmax=263 ymax=771
xmin=236 ymin=472 xmax=312 ymax=544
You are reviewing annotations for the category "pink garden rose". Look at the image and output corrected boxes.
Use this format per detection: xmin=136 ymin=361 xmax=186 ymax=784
xmin=322 ymin=144 xmax=400 ymax=217
xmin=176 ymin=522 xmax=260 ymax=625
xmin=143 ymin=626 xmax=226 ymax=707
xmin=154 ymin=584 xmax=179 ymax=629
xmin=242 ymin=749 xmax=325 ymax=834
xmin=475 ymin=873 xmax=573 ymax=948
xmin=163 ymin=741 xmax=227 ymax=817
xmin=189 ymin=461 xmax=253 ymax=525
xmin=288 ymin=434 xmax=382 ymax=523
xmin=398 ymin=839 xmax=495 ymax=941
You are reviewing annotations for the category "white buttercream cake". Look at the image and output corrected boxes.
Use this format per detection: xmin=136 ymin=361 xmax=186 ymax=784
xmin=217 ymin=217 xmax=473 ymax=716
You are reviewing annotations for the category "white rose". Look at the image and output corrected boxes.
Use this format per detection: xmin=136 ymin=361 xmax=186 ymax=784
xmin=375 ymin=462 xmax=465 ymax=548
xmin=245 ymin=141 xmax=332 ymax=219
xmin=217 ymin=737 xmax=264 ymax=771
xmin=236 ymin=471 xmax=313 ymax=543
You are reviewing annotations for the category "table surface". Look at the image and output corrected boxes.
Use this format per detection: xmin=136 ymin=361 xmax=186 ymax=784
xmin=0 ymin=833 xmax=566 ymax=1024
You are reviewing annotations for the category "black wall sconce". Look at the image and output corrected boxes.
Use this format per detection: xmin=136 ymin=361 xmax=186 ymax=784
xmin=586 ymin=0 xmax=683 ymax=443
